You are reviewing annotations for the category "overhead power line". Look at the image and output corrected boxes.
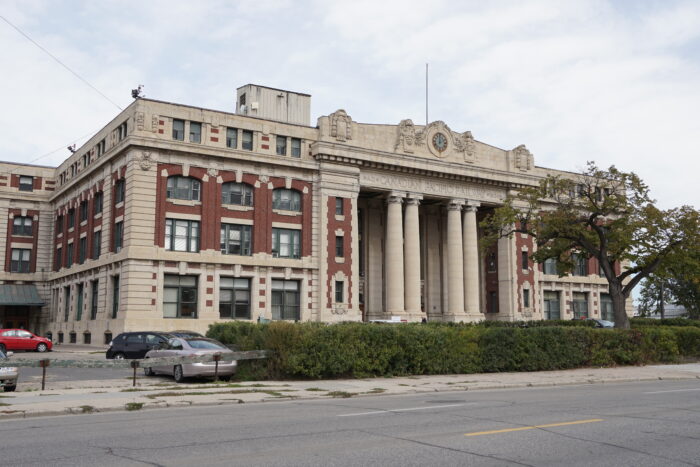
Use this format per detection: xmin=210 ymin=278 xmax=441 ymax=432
xmin=0 ymin=14 xmax=123 ymax=111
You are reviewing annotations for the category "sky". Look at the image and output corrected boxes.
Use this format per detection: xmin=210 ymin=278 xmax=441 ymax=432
xmin=1 ymin=0 xmax=699 ymax=210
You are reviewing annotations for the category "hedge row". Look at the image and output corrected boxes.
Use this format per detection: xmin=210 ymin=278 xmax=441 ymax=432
xmin=630 ymin=317 xmax=700 ymax=327
xmin=207 ymin=322 xmax=700 ymax=380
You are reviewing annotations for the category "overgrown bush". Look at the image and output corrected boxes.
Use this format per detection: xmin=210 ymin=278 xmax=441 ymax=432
xmin=208 ymin=321 xmax=697 ymax=380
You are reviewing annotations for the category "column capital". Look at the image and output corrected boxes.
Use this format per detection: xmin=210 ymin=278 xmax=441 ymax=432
xmin=447 ymin=199 xmax=464 ymax=211
xmin=405 ymin=197 xmax=421 ymax=206
xmin=386 ymin=195 xmax=404 ymax=205
xmin=464 ymin=204 xmax=479 ymax=213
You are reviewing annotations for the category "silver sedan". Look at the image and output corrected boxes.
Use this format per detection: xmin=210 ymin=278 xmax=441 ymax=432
xmin=144 ymin=337 xmax=237 ymax=382
xmin=0 ymin=349 xmax=18 ymax=392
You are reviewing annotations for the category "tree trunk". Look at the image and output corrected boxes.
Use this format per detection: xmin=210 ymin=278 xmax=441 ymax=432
xmin=659 ymin=281 xmax=665 ymax=319
xmin=609 ymin=281 xmax=630 ymax=329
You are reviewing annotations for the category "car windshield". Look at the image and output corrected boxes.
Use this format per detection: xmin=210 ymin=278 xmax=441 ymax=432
xmin=185 ymin=339 xmax=227 ymax=350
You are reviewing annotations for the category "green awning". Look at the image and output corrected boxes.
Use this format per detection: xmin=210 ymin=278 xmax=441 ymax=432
xmin=0 ymin=284 xmax=45 ymax=306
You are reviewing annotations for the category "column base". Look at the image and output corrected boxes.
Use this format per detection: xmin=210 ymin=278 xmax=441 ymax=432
xmin=442 ymin=312 xmax=483 ymax=323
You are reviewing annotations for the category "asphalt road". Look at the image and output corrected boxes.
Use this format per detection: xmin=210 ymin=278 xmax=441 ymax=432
xmin=1 ymin=379 xmax=699 ymax=466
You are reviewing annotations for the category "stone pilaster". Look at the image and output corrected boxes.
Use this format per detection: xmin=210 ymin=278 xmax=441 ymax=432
xmin=385 ymin=194 xmax=404 ymax=315
xmin=463 ymin=202 xmax=481 ymax=320
xmin=403 ymin=195 xmax=422 ymax=319
xmin=446 ymin=199 xmax=464 ymax=319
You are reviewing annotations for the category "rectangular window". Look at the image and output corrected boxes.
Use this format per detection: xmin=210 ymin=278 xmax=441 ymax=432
xmin=241 ymin=130 xmax=253 ymax=150
xmin=572 ymin=254 xmax=588 ymax=276
xmin=487 ymin=252 xmax=497 ymax=272
xmin=78 ymin=237 xmax=87 ymax=264
xmin=117 ymin=121 xmax=127 ymax=141
xmin=56 ymin=215 xmax=63 ymax=234
xmin=543 ymin=291 xmax=560 ymax=320
xmin=335 ymin=280 xmax=344 ymax=303
xmin=163 ymin=274 xmax=198 ymax=318
xmin=271 ymin=280 xmax=300 ymax=320
xmin=10 ymin=249 xmax=31 ymax=273
xmin=189 ymin=121 xmax=202 ymax=143
xmin=115 ymin=179 xmax=125 ymax=204
xmin=90 ymin=280 xmax=99 ymax=320
xmin=114 ymin=221 xmax=124 ymax=252
xmin=543 ymin=258 xmax=558 ymax=275
xmin=165 ymin=219 xmax=200 ymax=252
xmin=226 ymin=127 xmax=238 ymax=148
xmin=600 ymin=293 xmax=614 ymax=322
xmin=55 ymin=247 xmax=62 ymax=270
xmin=572 ymin=292 xmax=589 ymax=319
xmin=93 ymin=192 xmax=103 ymax=215
xmin=219 ymin=277 xmax=250 ymax=319
xmin=92 ymin=230 xmax=101 ymax=259
xmin=488 ymin=291 xmax=498 ymax=313
xmin=521 ymin=251 xmax=528 ymax=271
xmin=96 ymin=139 xmax=106 ymax=157
xmin=64 ymin=286 xmax=70 ymax=321
xmin=335 ymin=197 xmax=344 ymax=216
xmin=276 ymin=136 xmax=287 ymax=155
xmin=112 ymin=275 xmax=120 ymax=319
xmin=19 ymin=175 xmax=34 ymax=192
xmin=68 ymin=209 xmax=75 ymax=229
xmin=12 ymin=216 xmax=33 ymax=236
xmin=291 ymin=138 xmax=301 ymax=157
xmin=523 ymin=289 xmax=530 ymax=308
xmin=79 ymin=201 xmax=88 ymax=222
xmin=335 ymin=236 xmax=344 ymax=257
xmin=76 ymin=283 xmax=84 ymax=321
xmin=172 ymin=119 xmax=185 ymax=140
xmin=272 ymin=228 xmax=301 ymax=258
xmin=220 ymin=224 xmax=252 ymax=255
xmin=66 ymin=243 xmax=74 ymax=267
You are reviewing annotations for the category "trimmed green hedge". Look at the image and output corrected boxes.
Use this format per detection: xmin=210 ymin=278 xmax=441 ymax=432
xmin=631 ymin=317 xmax=700 ymax=327
xmin=207 ymin=322 xmax=700 ymax=380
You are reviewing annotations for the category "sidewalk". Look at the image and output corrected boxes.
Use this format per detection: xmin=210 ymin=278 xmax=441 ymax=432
xmin=1 ymin=364 xmax=699 ymax=420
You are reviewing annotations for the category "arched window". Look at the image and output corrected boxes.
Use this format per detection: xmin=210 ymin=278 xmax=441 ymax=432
xmin=167 ymin=176 xmax=201 ymax=201
xmin=222 ymin=182 xmax=253 ymax=206
xmin=272 ymin=188 xmax=301 ymax=212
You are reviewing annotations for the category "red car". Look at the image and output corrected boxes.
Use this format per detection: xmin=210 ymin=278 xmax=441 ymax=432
xmin=0 ymin=329 xmax=52 ymax=353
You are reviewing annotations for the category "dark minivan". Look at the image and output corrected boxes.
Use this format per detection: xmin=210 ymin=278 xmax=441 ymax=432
xmin=106 ymin=332 xmax=173 ymax=359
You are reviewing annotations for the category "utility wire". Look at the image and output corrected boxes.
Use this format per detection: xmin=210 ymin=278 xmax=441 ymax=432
xmin=0 ymin=14 xmax=123 ymax=111
xmin=6 ymin=127 xmax=102 ymax=174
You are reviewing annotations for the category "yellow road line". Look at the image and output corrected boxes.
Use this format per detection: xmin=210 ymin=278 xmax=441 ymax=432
xmin=465 ymin=418 xmax=604 ymax=437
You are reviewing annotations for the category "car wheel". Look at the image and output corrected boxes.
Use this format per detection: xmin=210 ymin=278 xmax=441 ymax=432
xmin=173 ymin=365 xmax=184 ymax=383
xmin=0 ymin=344 xmax=6 ymax=354
xmin=144 ymin=363 xmax=154 ymax=376
xmin=4 ymin=385 xmax=16 ymax=392
xmin=36 ymin=343 xmax=48 ymax=353
xmin=113 ymin=352 xmax=126 ymax=360
xmin=219 ymin=375 xmax=232 ymax=382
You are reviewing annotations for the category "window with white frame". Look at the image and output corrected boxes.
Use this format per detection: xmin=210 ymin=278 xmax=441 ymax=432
xmin=272 ymin=228 xmax=300 ymax=258
xmin=276 ymin=135 xmax=287 ymax=155
xmin=271 ymin=280 xmax=300 ymax=320
xmin=19 ymin=175 xmax=33 ymax=192
xmin=10 ymin=249 xmax=30 ymax=273
xmin=226 ymin=127 xmax=238 ymax=148
xmin=272 ymin=189 xmax=301 ymax=211
xmin=291 ymin=138 xmax=301 ymax=157
xmin=163 ymin=275 xmax=198 ymax=318
xmin=172 ymin=119 xmax=185 ymax=140
xmin=572 ymin=292 xmax=588 ymax=319
xmin=219 ymin=278 xmax=250 ymax=319
xmin=221 ymin=224 xmax=252 ymax=255
xmin=165 ymin=219 xmax=200 ymax=252
xmin=543 ymin=291 xmax=560 ymax=320
xmin=221 ymin=182 xmax=253 ymax=206
xmin=241 ymin=130 xmax=253 ymax=150
xmin=12 ymin=216 xmax=32 ymax=236
xmin=189 ymin=121 xmax=202 ymax=143
xmin=166 ymin=176 xmax=201 ymax=201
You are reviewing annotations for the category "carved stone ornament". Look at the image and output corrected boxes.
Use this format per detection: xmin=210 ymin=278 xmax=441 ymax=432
xmin=395 ymin=119 xmax=417 ymax=153
xmin=511 ymin=144 xmax=534 ymax=172
xmin=207 ymin=167 xmax=219 ymax=177
xmin=259 ymin=175 xmax=270 ymax=184
xmin=138 ymin=151 xmax=155 ymax=170
xmin=331 ymin=306 xmax=348 ymax=315
xmin=417 ymin=121 xmax=452 ymax=159
xmin=136 ymin=112 xmax=145 ymax=131
xmin=330 ymin=109 xmax=352 ymax=142
xmin=453 ymin=131 xmax=476 ymax=163
xmin=151 ymin=114 xmax=159 ymax=133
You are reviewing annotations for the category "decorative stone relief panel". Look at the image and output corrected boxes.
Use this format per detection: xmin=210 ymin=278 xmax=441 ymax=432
xmin=139 ymin=151 xmax=155 ymax=170
xmin=330 ymin=109 xmax=352 ymax=142
xmin=136 ymin=112 xmax=145 ymax=131
xmin=395 ymin=119 xmax=418 ymax=153
xmin=511 ymin=145 xmax=534 ymax=172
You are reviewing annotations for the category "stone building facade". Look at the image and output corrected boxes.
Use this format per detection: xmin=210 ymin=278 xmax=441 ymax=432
xmin=0 ymin=85 xmax=631 ymax=344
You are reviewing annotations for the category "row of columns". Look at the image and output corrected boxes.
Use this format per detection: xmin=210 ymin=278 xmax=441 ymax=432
xmin=385 ymin=193 xmax=481 ymax=320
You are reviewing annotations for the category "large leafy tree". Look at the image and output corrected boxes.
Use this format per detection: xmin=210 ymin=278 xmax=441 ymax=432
xmin=481 ymin=162 xmax=699 ymax=329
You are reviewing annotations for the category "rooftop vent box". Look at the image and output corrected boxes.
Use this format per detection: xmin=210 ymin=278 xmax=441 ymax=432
xmin=236 ymin=84 xmax=311 ymax=126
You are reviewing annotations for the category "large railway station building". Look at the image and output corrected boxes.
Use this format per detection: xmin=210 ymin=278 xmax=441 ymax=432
xmin=0 ymin=84 xmax=631 ymax=344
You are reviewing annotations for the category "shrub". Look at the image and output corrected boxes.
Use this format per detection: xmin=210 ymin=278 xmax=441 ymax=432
xmin=631 ymin=318 xmax=700 ymax=327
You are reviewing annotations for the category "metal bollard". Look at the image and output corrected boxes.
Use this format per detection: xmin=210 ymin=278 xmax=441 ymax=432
xmin=130 ymin=360 xmax=139 ymax=387
xmin=213 ymin=353 xmax=221 ymax=382
xmin=39 ymin=359 xmax=50 ymax=390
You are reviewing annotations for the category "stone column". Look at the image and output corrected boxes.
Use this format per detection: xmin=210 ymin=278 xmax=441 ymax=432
xmin=463 ymin=202 xmax=481 ymax=319
xmin=385 ymin=194 xmax=404 ymax=315
xmin=404 ymin=196 xmax=422 ymax=317
xmin=446 ymin=199 xmax=465 ymax=318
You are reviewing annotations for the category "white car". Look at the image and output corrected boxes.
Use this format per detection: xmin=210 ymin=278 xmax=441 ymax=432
xmin=144 ymin=337 xmax=237 ymax=383
xmin=0 ymin=348 xmax=17 ymax=392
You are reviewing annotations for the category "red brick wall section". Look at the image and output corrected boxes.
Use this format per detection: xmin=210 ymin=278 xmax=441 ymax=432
xmin=4 ymin=209 xmax=39 ymax=272
xmin=515 ymin=226 xmax=535 ymax=312
xmin=478 ymin=212 xmax=498 ymax=314
xmin=325 ymin=197 xmax=352 ymax=308
xmin=154 ymin=164 xmax=205 ymax=248
xmin=110 ymin=167 xmax=127 ymax=252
